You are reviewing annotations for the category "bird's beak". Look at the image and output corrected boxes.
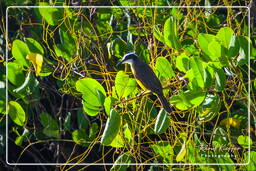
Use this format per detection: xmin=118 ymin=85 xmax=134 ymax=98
xmin=116 ymin=59 xmax=125 ymax=67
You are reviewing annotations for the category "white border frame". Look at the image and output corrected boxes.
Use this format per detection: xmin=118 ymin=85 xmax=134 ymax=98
xmin=5 ymin=5 xmax=251 ymax=166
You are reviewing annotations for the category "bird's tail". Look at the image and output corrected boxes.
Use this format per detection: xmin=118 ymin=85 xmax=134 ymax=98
xmin=157 ymin=92 xmax=172 ymax=113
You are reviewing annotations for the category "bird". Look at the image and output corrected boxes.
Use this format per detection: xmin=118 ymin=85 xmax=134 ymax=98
xmin=116 ymin=52 xmax=172 ymax=113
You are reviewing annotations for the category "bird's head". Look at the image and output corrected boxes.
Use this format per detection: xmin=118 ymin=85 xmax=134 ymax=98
xmin=116 ymin=52 xmax=138 ymax=66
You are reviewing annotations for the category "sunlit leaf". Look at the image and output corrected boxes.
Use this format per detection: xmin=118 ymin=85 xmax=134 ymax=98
xmin=170 ymin=90 xmax=206 ymax=110
xmin=101 ymin=109 xmax=121 ymax=146
xmin=111 ymin=152 xmax=132 ymax=171
xmin=8 ymin=101 xmax=26 ymax=126
xmin=244 ymin=151 xmax=256 ymax=170
xmin=214 ymin=68 xmax=226 ymax=92
xmin=190 ymin=57 xmax=205 ymax=88
xmin=237 ymin=135 xmax=252 ymax=149
xmin=216 ymin=27 xmax=234 ymax=49
xmin=176 ymin=53 xmax=190 ymax=72
xmin=154 ymin=108 xmax=170 ymax=134
xmin=26 ymin=53 xmax=43 ymax=76
xmin=25 ymin=38 xmax=44 ymax=54
xmin=12 ymin=39 xmax=30 ymax=67
xmin=115 ymin=71 xmax=137 ymax=98
xmin=76 ymin=78 xmax=106 ymax=112
xmin=198 ymin=33 xmax=215 ymax=57
xmin=155 ymin=57 xmax=175 ymax=80
xmin=176 ymin=141 xmax=186 ymax=162
xmin=38 ymin=3 xmax=63 ymax=26
xmin=7 ymin=62 xmax=25 ymax=86
xmin=151 ymin=141 xmax=173 ymax=163
xmin=104 ymin=96 xmax=117 ymax=116
xmin=164 ymin=17 xmax=181 ymax=49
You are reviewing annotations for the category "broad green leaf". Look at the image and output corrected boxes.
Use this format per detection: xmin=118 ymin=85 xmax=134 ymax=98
xmin=216 ymin=27 xmax=234 ymax=48
xmin=7 ymin=62 xmax=25 ymax=86
xmin=59 ymin=27 xmax=76 ymax=59
xmin=151 ymin=141 xmax=173 ymax=163
xmin=244 ymin=151 xmax=256 ymax=170
xmin=13 ymin=71 xmax=31 ymax=93
xmin=38 ymin=3 xmax=63 ymax=26
xmin=104 ymin=96 xmax=117 ymax=116
xmin=72 ymin=129 xmax=90 ymax=147
xmin=197 ymin=94 xmax=220 ymax=122
xmin=0 ymin=100 xmax=5 ymax=114
xmin=82 ymin=101 xmax=100 ymax=116
xmin=123 ymin=124 xmax=132 ymax=143
xmin=115 ymin=71 xmax=137 ymax=98
xmin=77 ymin=108 xmax=89 ymax=130
xmin=237 ymin=36 xmax=250 ymax=66
xmin=204 ymin=67 xmax=212 ymax=88
xmin=214 ymin=68 xmax=226 ymax=91
xmin=111 ymin=152 xmax=132 ymax=171
xmin=154 ymin=108 xmax=170 ymax=134
xmin=176 ymin=141 xmax=186 ymax=162
xmin=164 ymin=17 xmax=181 ymax=50
xmin=190 ymin=57 xmax=205 ymax=88
xmin=76 ymin=78 xmax=106 ymax=109
xmin=8 ymin=101 xmax=26 ymax=126
xmin=15 ymin=136 xmax=24 ymax=146
xmin=154 ymin=26 xmax=165 ymax=43
xmin=155 ymin=57 xmax=175 ymax=80
xmin=26 ymin=53 xmax=43 ymax=76
xmin=208 ymin=40 xmax=221 ymax=60
xmin=237 ymin=135 xmax=252 ymax=148
xmin=43 ymin=128 xmax=60 ymax=138
xmin=215 ymin=152 xmax=235 ymax=170
xmin=25 ymin=38 xmax=44 ymax=54
xmin=198 ymin=33 xmax=215 ymax=57
xmin=64 ymin=112 xmax=71 ymax=131
xmin=39 ymin=112 xmax=59 ymax=130
xmin=53 ymin=44 xmax=72 ymax=62
xmin=112 ymin=37 xmax=128 ymax=58
xmin=89 ymin=122 xmax=99 ymax=139
xmin=12 ymin=39 xmax=30 ymax=67
xmin=176 ymin=53 xmax=190 ymax=72
xmin=109 ymin=134 xmax=124 ymax=148
xmin=227 ymin=35 xmax=239 ymax=57
xmin=101 ymin=109 xmax=121 ymax=146
xmin=170 ymin=90 xmax=206 ymax=111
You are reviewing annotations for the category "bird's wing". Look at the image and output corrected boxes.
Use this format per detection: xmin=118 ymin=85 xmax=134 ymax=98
xmin=133 ymin=61 xmax=162 ymax=93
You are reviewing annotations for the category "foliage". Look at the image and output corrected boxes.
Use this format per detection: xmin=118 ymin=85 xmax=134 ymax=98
xmin=0 ymin=0 xmax=255 ymax=170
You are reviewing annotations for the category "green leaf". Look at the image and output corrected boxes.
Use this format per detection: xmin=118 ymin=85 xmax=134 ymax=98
xmin=244 ymin=151 xmax=256 ymax=170
xmin=7 ymin=62 xmax=25 ymax=86
xmin=214 ymin=68 xmax=226 ymax=92
xmin=72 ymin=129 xmax=90 ymax=147
xmin=154 ymin=109 xmax=170 ymax=134
xmin=77 ymin=108 xmax=89 ymax=130
xmin=12 ymin=39 xmax=30 ymax=67
xmin=190 ymin=57 xmax=205 ymax=88
xmin=104 ymin=96 xmax=117 ymax=116
xmin=198 ymin=33 xmax=215 ymax=57
xmin=112 ymin=37 xmax=128 ymax=58
xmin=38 ymin=3 xmax=63 ymax=26
xmin=111 ymin=152 xmax=132 ymax=171
xmin=39 ymin=112 xmax=59 ymax=130
xmin=164 ymin=17 xmax=181 ymax=49
xmin=237 ymin=135 xmax=252 ymax=149
xmin=151 ymin=141 xmax=173 ymax=163
xmin=59 ymin=27 xmax=76 ymax=59
xmin=227 ymin=35 xmax=239 ymax=57
xmin=64 ymin=112 xmax=71 ymax=131
xmin=101 ymin=109 xmax=121 ymax=146
xmin=216 ymin=27 xmax=234 ymax=48
xmin=123 ymin=124 xmax=132 ymax=143
xmin=15 ymin=136 xmax=24 ymax=146
xmin=176 ymin=141 xmax=186 ymax=162
xmin=237 ymin=36 xmax=250 ymax=66
xmin=208 ymin=40 xmax=221 ymax=60
xmin=170 ymin=90 xmax=206 ymax=111
xmin=89 ymin=122 xmax=99 ymax=139
xmin=197 ymin=94 xmax=220 ymax=122
xmin=25 ymin=38 xmax=44 ymax=54
xmin=115 ymin=71 xmax=137 ymax=98
xmin=8 ymin=101 xmax=26 ymax=126
xmin=109 ymin=134 xmax=124 ymax=148
xmin=203 ymin=67 xmax=212 ymax=89
xmin=82 ymin=101 xmax=100 ymax=116
xmin=76 ymin=78 xmax=106 ymax=110
xmin=154 ymin=26 xmax=165 ymax=43
xmin=155 ymin=57 xmax=175 ymax=80
xmin=42 ymin=128 xmax=60 ymax=138
xmin=53 ymin=44 xmax=72 ymax=62
xmin=176 ymin=53 xmax=190 ymax=72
